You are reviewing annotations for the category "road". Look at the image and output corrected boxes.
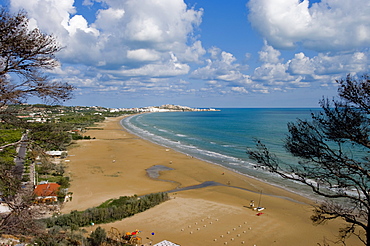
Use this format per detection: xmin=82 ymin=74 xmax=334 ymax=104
xmin=13 ymin=132 xmax=28 ymax=180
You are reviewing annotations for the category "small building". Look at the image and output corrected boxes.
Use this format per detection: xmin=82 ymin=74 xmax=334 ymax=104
xmin=45 ymin=151 xmax=66 ymax=158
xmin=34 ymin=183 xmax=61 ymax=203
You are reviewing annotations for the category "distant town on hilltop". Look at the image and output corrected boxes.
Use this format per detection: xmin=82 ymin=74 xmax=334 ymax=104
xmin=124 ymin=104 xmax=219 ymax=112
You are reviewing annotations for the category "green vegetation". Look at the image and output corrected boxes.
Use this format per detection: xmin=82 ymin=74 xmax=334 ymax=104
xmin=0 ymin=145 xmax=17 ymax=166
xmin=31 ymin=226 xmax=131 ymax=246
xmin=0 ymin=8 xmax=137 ymax=244
xmin=31 ymin=227 xmax=89 ymax=246
xmin=71 ymin=134 xmax=94 ymax=140
xmin=59 ymin=113 xmax=106 ymax=129
xmin=0 ymin=104 xmax=132 ymax=192
xmin=44 ymin=193 xmax=169 ymax=228
xmin=0 ymin=103 xmax=132 ymax=236
xmin=87 ymin=226 xmax=107 ymax=246
xmin=4 ymin=104 xmax=134 ymax=148
xmin=29 ymin=122 xmax=73 ymax=151
xmin=0 ymin=129 xmax=22 ymax=163
xmin=0 ymin=129 xmax=22 ymax=145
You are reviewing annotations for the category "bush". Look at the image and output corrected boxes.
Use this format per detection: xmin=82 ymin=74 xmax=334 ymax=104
xmin=87 ymin=226 xmax=106 ymax=246
xmin=43 ymin=193 xmax=169 ymax=228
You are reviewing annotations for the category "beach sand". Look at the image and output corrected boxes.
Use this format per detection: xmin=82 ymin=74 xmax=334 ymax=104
xmin=61 ymin=116 xmax=361 ymax=246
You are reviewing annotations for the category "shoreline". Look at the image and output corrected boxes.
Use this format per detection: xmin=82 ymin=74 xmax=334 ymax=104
xmin=121 ymin=113 xmax=322 ymax=203
xmin=61 ymin=116 xmax=360 ymax=245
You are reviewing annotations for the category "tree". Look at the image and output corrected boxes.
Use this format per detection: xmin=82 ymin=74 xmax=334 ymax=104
xmin=88 ymin=226 xmax=107 ymax=246
xmin=0 ymin=8 xmax=74 ymax=236
xmin=0 ymin=184 xmax=46 ymax=235
xmin=0 ymin=8 xmax=73 ymax=109
xmin=0 ymin=7 xmax=74 ymax=147
xmin=247 ymin=74 xmax=370 ymax=245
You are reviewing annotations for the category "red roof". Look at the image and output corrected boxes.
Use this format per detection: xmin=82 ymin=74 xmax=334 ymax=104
xmin=34 ymin=183 xmax=60 ymax=197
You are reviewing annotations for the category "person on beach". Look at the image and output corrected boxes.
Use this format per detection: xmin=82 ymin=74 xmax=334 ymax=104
xmin=250 ymin=200 xmax=254 ymax=208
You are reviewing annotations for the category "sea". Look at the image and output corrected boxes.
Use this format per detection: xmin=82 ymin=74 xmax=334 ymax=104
xmin=121 ymin=108 xmax=322 ymax=200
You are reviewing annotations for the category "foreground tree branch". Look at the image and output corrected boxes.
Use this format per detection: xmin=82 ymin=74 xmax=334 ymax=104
xmin=248 ymin=74 xmax=370 ymax=245
xmin=0 ymin=8 xmax=74 ymax=237
xmin=0 ymin=8 xmax=74 ymax=110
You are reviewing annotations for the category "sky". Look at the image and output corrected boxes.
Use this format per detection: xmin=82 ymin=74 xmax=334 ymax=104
xmin=2 ymin=0 xmax=370 ymax=108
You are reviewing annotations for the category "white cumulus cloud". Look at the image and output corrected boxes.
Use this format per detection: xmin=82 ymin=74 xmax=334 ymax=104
xmin=126 ymin=49 xmax=161 ymax=62
xmin=248 ymin=0 xmax=370 ymax=51
xmin=10 ymin=0 xmax=204 ymax=76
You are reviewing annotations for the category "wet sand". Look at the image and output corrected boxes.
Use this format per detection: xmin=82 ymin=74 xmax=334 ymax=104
xmin=61 ymin=116 xmax=360 ymax=245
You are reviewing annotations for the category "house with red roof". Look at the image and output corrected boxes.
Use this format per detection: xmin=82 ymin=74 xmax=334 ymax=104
xmin=34 ymin=183 xmax=61 ymax=203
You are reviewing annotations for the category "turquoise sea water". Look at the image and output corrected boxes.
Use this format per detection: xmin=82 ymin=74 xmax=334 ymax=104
xmin=121 ymin=108 xmax=321 ymax=199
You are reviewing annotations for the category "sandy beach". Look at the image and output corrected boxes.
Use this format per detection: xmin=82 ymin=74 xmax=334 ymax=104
xmin=61 ymin=116 xmax=360 ymax=246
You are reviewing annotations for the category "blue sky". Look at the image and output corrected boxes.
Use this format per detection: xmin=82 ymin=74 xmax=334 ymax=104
xmin=3 ymin=0 xmax=370 ymax=108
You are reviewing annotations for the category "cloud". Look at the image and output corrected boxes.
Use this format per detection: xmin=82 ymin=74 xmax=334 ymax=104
xmin=10 ymin=0 xmax=204 ymax=73
xmin=287 ymin=52 xmax=315 ymax=75
xmin=191 ymin=47 xmax=246 ymax=80
xmin=67 ymin=14 xmax=99 ymax=36
xmin=191 ymin=44 xmax=309 ymax=93
xmin=7 ymin=0 xmax=370 ymax=105
xmin=115 ymin=53 xmax=191 ymax=77
xmin=231 ymin=87 xmax=249 ymax=94
xmin=179 ymin=41 xmax=206 ymax=63
xmin=252 ymin=43 xmax=370 ymax=90
xmin=287 ymin=50 xmax=369 ymax=76
xmin=126 ymin=49 xmax=161 ymax=62
xmin=10 ymin=0 xmax=75 ymax=37
xmin=192 ymin=42 xmax=370 ymax=95
xmin=248 ymin=0 xmax=370 ymax=51
xmin=258 ymin=41 xmax=282 ymax=64
xmin=192 ymin=47 xmax=274 ymax=94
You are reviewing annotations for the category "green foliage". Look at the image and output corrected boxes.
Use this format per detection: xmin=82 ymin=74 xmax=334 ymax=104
xmin=0 ymin=129 xmax=22 ymax=145
xmin=71 ymin=134 xmax=93 ymax=140
xmin=31 ymin=226 xmax=88 ymax=246
xmin=21 ymin=174 xmax=30 ymax=182
xmin=97 ymin=195 xmax=138 ymax=209
xmin=56 ymin=176 xmax=70 ymax=188
xmin=60 ymin=151 xmax=68 ymax=159
xmin=0 ymin=145 xmax=17 ymax=165
xmin=0 ymin=103 xmax=129 ymax=239
xmin=88 ymin=226 xmax=107 ymax=246
xmin=28 ymin=122 xmax=72 ymax=151
xmin=0 ymin=123 xmax=21 ymax=130
xmin=58 ymin=113 xmax=105 ymax=130
xmin=36 ymin=161 xmax=68 ymax=190
xmin=43 ymin=193 xmax=169 ymax=228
